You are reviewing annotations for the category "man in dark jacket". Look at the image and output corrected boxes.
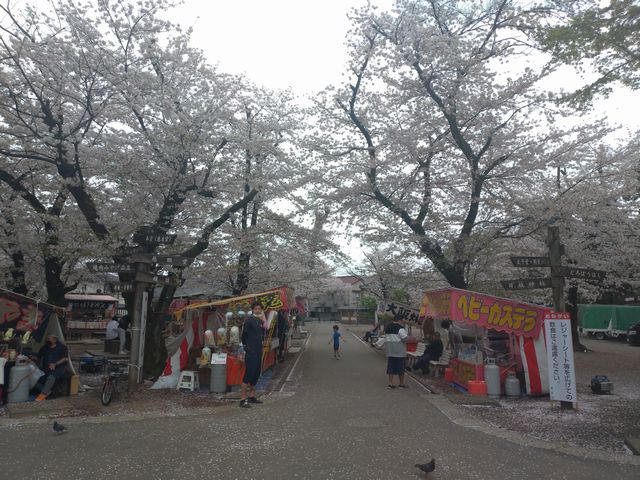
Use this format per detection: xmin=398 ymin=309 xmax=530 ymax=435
xmin=407 ymin=332 xmax=443 ymax=374
xmin=239 ymin=302 xmax=265 ymax=408
xmin=33 ymin=334 xmax=69 ymax=401
xmin=276 ymin=310 xmax=289 ymax=362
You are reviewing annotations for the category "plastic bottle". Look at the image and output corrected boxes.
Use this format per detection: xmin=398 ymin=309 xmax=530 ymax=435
xmin=229 ymin=326 xmax=240 ymax=345
xmin=204 ymin=329 xmax=215 ymax=346
xmin=200 ymin=346 xmax=212 ymax=366
xmin=216 ymin=327 xmax=226 ymax=345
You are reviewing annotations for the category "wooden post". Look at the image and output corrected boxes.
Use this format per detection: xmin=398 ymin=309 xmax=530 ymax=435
xmin=128 ymin=262 xmax=146 ymax=387
xmin=547 ymin=226 xmax=564 ymax=312
xmin=547 ymin=226 xmax=573 ymax=410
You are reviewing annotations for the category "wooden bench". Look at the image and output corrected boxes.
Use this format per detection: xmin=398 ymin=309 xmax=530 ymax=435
xmin=429 ymin=350 xmax=451 ymax=378
xmin=406 ymin=342 xmax=426 ymax=368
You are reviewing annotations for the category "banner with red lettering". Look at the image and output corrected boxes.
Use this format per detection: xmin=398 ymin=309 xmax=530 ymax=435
xmin=420 ymin=288 xmax=552 ymax=339
xmin=153 ymin=287 xmax=292 ymax=389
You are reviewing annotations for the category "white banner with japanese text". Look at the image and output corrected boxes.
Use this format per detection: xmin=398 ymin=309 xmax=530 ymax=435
xmin=377 ymin=301 xmax=421 ymax=324
xmin=544 ymin=313 xmax=577 ymax=403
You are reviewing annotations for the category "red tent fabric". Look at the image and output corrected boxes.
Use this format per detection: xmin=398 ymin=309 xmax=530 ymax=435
xmin=419 ymin=288 xmax=553 ymax=395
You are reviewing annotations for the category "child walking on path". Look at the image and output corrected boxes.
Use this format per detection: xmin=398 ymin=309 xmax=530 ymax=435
xmin=329 ymin=325 xmax=345 ymax=359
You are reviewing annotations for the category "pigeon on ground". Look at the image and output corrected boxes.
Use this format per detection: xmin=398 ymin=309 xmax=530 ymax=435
xmin=415 ymin=458 xmax=435 ymax=474
xmin=53 ymin=421 xmax=68 ymax=434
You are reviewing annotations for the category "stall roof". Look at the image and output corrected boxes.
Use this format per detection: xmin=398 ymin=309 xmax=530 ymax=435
xmin=176 ymin=286 xmax=294 ymax=316
xmin=0 ymin=287 xmax=66 ymax=312
xmin=419 ymin=287 xmax=553 ymax=339
xmin=65 ymin=293 xmax=118 ymax=302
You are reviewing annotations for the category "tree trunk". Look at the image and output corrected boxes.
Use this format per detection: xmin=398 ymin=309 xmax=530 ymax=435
xmin=143 ymin=310 xmax=168 ymax=379
xmin=233 ymin=251 xmax=251 ymax=295
xmin=8 ymin=250 xmax=28 ymax=296
xmin=418 ymin=239 xmax=468 ymax=288
xmin=42 ymin=213 xmax=71 ymax=307
xmin=43 ymin=256 xmax=68 ymax=307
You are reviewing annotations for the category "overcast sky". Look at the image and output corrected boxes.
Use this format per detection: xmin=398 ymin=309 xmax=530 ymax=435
xmin=175 ymin=0 xmax=639 ymax=133
xmin=174 ymin=0 xmax=394 ymax=94
xmin=171 ymin=0 xmax=638 ymax=267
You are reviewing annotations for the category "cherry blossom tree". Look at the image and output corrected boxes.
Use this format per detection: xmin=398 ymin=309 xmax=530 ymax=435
xmin=311 ymin=0 xmax=609 ymax=291
xmin=539 ymin=0 xmax=640 ymax=104
xmin=0 ymin=0 xmax=298 ymax=374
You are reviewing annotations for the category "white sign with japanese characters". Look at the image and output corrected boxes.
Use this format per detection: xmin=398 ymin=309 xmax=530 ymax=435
xmin=544 ymin=313 xmax=577 ymax=403
xmin=211 ymin=353 xmax=228 ymax=365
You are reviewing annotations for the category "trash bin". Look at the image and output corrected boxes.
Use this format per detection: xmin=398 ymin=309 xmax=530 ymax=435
xmin=406 ymin=336 xmax=418 ymax=352
xmin=210 ymin=353 xmax=227 ymax=394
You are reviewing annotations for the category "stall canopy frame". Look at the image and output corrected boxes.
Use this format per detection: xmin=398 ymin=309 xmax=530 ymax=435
xmin=152 ymin=286 xmax=294 ymax=389
xmin=419 ymin=288 xmax=553 ymax=396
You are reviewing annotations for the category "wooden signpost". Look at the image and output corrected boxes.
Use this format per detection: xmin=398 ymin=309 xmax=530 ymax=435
xmin=134 ymin=271 xmax=180 ymax=287
xmin=87 ymin=262 xmax=135 ymax=274
xmin=132 ymin=232 xmax=177 ymax=245
xmin=128 ymin=253 xmax=193 ymax=268
xmin=510 ymin=256 xmax=550 ymax=268
xmin=502 ymin=225 xmax=607 ymax=411
xmin=105 ymin=282 xmax=135 ymax=293
xmin=561 ymin=266 xmax=606 ymax=281
xmin=88 ymin=227 xmax=191 ymax=387
xmin=500 ymin=277 xmax=552 ymax=290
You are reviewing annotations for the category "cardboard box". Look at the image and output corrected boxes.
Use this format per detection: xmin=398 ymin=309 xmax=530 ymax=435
xmin=69 ymin=374 xmax=80 ymax=395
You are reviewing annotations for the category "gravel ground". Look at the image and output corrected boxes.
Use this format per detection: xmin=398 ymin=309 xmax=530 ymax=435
xmin=348 ymin=323 xmax=640 ymax=455
xmin=4 ymin=327 xmax=639 ymax=456
xmin=460 ymin=336 xmax=640 ymax=455
xmin=1 ymin=339 xmax=293 ymax=420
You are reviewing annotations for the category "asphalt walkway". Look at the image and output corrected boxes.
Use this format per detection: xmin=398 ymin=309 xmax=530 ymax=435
xmin=2 ymin=322 xmax=639 ymax=479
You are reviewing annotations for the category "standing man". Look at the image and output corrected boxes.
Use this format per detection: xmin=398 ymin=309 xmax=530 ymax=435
xmin=33 ymin=335 xmax=69 ymax=401
xmin=276 ymin=310 xmax=289 ymax=363
xmin=239 ymin=302 xmax=265 ymax=408
xmin=385 ymin=316 xmax=408 ymax=389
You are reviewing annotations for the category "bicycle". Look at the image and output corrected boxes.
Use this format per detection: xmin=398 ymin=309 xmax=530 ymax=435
xmin=101 ymin=360 xmax=128 ymax=406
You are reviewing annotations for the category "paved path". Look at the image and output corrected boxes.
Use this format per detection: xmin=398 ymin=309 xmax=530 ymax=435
xmin=3 ymin=323 xmax=639 ymax=479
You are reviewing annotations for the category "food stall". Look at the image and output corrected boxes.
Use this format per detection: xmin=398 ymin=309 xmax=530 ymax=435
xmin=153 ymin=286 xmax=294 ymax=390
xmin=64 ymin=293 xmax=118 ymax=340
xmin=419 ymin=288 xmax=553 ymax=395
xmin=1 ymin=288 xmax=78 ymax=403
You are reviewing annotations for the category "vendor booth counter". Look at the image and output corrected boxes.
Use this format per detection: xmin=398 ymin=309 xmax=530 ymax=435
xmin=420 ymin=288 xmax=553 ymax=396
xmin=64 ymin=294 xmax=118 ymax=340
xmin=199 ymin=341 xmax=280 ymax=388
xmin=1 ymin=288 xmax=79 ymax=404
xmin=152 ymin=287 xmax=295 ymax=391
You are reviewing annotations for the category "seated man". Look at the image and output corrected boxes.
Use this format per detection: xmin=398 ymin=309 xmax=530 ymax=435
xmin=118 ymin=314 xmax=131 ymax=333
xmin=363 ymin=323 xmax=381 ymax=343
xmin=106 ymin=316 xmax=127 ymax=354
xmin=32 ymin=334 xmax=69 ymax=401
xmin=407 ymin=332 xmax=443 ymax=374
